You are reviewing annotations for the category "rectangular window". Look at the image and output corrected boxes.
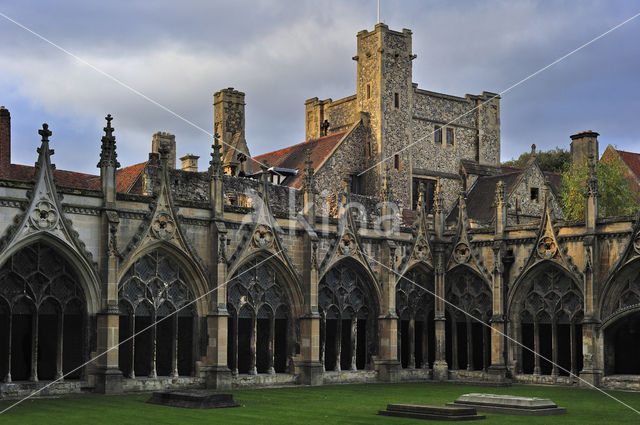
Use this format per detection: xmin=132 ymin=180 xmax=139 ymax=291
xmin=530 ymin=187 xmax=539 ymax=201
xmin=412 ymin=177 xmax=436 ymax=211
xmin=366 ymin=84 xmax=371 ymax=99
xmin=350 ymin=174 xmax=364 ymax=195
xmin=434 ymin=125 xmax=442 ymax=144
xmin=446 ymin=128 xmax=454 ymax=145
xmin=394 ymin=154 xmax=400 ymax=170
xmin=394 ymin=92 xmax=399 ymax=108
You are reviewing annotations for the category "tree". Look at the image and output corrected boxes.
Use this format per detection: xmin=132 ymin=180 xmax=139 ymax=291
xmin=503 ymin=147 xmax=571 ymax=173
xmin=559 ymin=156 xmax=640 ymax=220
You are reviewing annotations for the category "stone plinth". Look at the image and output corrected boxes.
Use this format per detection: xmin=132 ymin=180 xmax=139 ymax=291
xmin=146 ymin=390 xmax=240 ymax=409
xmin=379 ymin=404 xmax=485 ymax=421
xmin=448 ymin=393 xmax=566 ymax=416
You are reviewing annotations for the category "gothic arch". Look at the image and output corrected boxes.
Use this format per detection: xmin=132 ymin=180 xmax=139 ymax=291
xmin=0 ymin=233 xmax=100 ymax=315
xmin=445 ymin=265 xmax=492 ymax=371
xmin=600 ymin=257 xmax=640 ymax=325
xmin=227 ymin=250 xmax=303 ymax=318
xmin=226 ymin=253 xmax=298 ymax=375
xmin=396 ymin=263 xmax=435 ymax=369
xmin=0 ymin=240 xmax=89 ymax=382
xmin=318 ymin=258 xmax=380 ymax=371
xmin=318 ymin=256 xmax=382 ymax=310
xmin=507 ymin=261 xmax=584 ymax=376
xmin=118 ymin=241 xmax=208 ymax=316
xmin=508 ymin=259 xmax=581 ymax=310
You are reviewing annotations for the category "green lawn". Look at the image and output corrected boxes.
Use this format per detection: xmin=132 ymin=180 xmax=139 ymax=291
xmin=1 ymin=382 xmax=639 ymax=424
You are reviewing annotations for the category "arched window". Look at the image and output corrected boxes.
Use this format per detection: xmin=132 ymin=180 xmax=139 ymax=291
xmin=319 ymin=261 xmax=377 ymax=372
xmin=396 ymin=268 xmax=435 ymax=369
xmin=118 ymin=250 xmax=197 ymax=378
xmin=0 ymin=242 xmax=86 ymax=382
xmin=227 ymin=259 xmax=291 ymax=375
xmin=445 ymin=268 xmax=492 ymax=372
xmin=514 ymin=266 xmax=583 ymax=376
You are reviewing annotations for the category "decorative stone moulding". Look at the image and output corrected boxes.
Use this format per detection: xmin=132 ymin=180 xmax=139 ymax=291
xmin=454 ymin=243 xmax=470 ymax=264
xmin=633 ymin=231 xmax=640 ymax=255
xmin=537 ymin=236 xmax=557 ymax=260
xmin=413 ymin=238 xmax=429 ymax=261
xmin=339 ymin=233 xmax=356 ymax=256
xmin=253 ymin=225 xmax=274 ymax=249
xmin=152 ymin=213 xmax=176 ymax=241
xmin=30 ymin=200 xmax=59 ymax=230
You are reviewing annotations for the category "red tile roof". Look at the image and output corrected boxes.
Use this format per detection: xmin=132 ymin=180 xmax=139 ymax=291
xmin=616 ymin=149 xmax=640 ymax=182
xmin=252 ymin=131 xmax=348 ymax=188
xmin=116 ymin=162 xmax=147 ymax=193
xmin=0 ymin=161 xmax=149 ymax=194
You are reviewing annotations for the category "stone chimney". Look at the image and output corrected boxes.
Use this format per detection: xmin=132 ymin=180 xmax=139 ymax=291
xmin=0 ymin=106 xmax=10 ymax=170
xmin=180 ymin=153 xmax=199 ymax=172
xmin=213 ymin=88 xmax=252 ymax=175
xmin=152 ymin=132 xmax=176 ymax=169
xmin=570 ymin=130 xmax=599 ymax=166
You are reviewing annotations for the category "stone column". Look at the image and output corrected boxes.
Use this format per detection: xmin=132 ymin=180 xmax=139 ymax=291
xmin=533 ymin=320 xmax=541 ymax=375
xmin=482 ymin=325 xmax=489 ymax=371
xmin=205 ymin=222 xmax=232 ymax=389
xmin=268 ymin=315 xmax=276 ymax=375
xmin=249 ymin=315 xmax=257 ymax=375
xmin=433 ymin=240 xmax=448 ymax=381
xmin=30 ymin=313 xmax=38 ymax=382
xmin=56 ymin=313 xmax=64 ymax=380
xmin=4 ymin=314 xmax=11 ymax=383
xmin=551 ymin=320 xmax=558 ymax=377
xmin=466 ymin=318 xmax=473 ymax=371
xmin=171 ymin=315 xmax=179 ymax=377
xmin=422 ymin=318 xmax=429 ymax=369
xmin=320 ymin=315 xmax=326 ymax=372
xmin=350 ymin=317 xmax=357 ymax=371
xmin=334 ymin=318 xmax=342 ymax=372
xmin=129 ymin=315 xmax=135 ymax=378
xmin=149 ymin=311 xmax=157 ymax=378
xmin=408 ymin=318 xmax=415 ymax=369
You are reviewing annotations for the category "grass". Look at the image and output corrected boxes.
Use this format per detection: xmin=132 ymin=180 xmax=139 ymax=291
xmin=1 ymin=382 xmax=640 ymax=424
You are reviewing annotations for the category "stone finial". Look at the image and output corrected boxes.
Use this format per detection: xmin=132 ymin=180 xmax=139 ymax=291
xmin=302 ymin=149 xmax=315 ymax=194
xmin=531 ymin=144 xmax=537 ymax=158
xmin=494 ymin=180 xmax=505 ymax=205
xmin=433 ymin=178 xmax=443 ymax=215
xmin=209 ymin=133 xmax=223 ymax=179
xmin=585 ymin=153 xmax=599 ymax=199
xmin=417 ymin=182 xmax=426 ymax=212
xmin=381 ymin=165 xmax=391 ymax=202
xmin=38 ymin=123 xmax=51 ymax=144
xmin=98 ymin=114 xmax=120 ymax=169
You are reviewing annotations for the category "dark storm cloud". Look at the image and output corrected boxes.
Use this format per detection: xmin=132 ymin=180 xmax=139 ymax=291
xmin=0 ymin=1 xmax=638 ymax=174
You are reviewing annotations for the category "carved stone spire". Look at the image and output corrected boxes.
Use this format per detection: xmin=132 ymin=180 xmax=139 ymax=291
xmin=585 ymin=153 xmax=599 ymax=231
xmin=381 ymin=165 xmax=391 ymax=203
xmin=494 ymin=179 xmax=505 ymax=205
xmin=302 ymin=149 xmax=315 ymax=194
xmin=494 ymin=180 xmax=507 ymax=237
xmin=417 ymin=182 xmax=426 ymax=213
xmin=209 ymin=133 xmax=223 ymax=179
xmin=97 ymin=114 xmax=120 ymax=169
xmin=531 ymin=143 xmax=537 ymax=158
xmin=433 ymin=178 xmax=443 ymax=215
xmin=585 ymin=153 xmax=599 ymax=199
xmin=37 ymin=123 xmax=53 ymax=160
xmin=260 ymin=159 xmax=270 ymax=201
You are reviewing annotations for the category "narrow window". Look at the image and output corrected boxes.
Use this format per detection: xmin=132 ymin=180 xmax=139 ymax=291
xmin=446 ymin=128 xmax=454 ymax=146
xmin=366 ymin=84 xmax=371 ymax=99
xmin=530 ymin=187 xmax=539 ymax=201
xmin=434 ymin=125 xmax=442 ymax=144
xmin=394 ymin=154 xmax=400 ymax=170
xmin=394 ymin=92 xmax=399 ymax=108
xmin=350 ymin=174 xmax=364 ymax=195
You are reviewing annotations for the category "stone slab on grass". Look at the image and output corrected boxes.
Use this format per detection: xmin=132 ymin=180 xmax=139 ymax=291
xmin=448 ymin=393 xmax=566 ymax=416
xmin=378 ymin=403 xmax=485 ymax=421
xmin=146 ymin=390 xmax=240 ymax=409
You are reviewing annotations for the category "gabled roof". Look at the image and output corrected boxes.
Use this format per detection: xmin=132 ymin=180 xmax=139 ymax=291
xmin=616 ymin=149 xmax=640 ymax=182
xmin=0 ymin=161 xmax=150 ymax=194
xmin=252 ymin=130 xmax=348 ymax=189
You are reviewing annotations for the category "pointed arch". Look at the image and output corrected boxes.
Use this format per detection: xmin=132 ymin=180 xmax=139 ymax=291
xmin=0 ymin=233 xmax=99 ymax=314
xmin=600 ymin=257 xmax=640 ymax=325
xmin=118 ymin=241 xmax=208 ymax=316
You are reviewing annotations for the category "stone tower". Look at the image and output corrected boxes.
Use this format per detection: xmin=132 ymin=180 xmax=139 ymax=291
xmin=214 ymin=88 xmax=252 ymax=175
xmin=355 ymin=24 xmax=415 ymax=203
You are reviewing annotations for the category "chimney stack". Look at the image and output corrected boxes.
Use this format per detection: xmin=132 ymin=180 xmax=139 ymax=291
xmin=570 ymin=130 xmax=599 ymax=166
xmin=0 ymin=106 xmax=10 ymax=171
xmin=152 ymin=132 xmax=176 ymax=169
xmin=180 ymin=153 xmax=199 ymax=172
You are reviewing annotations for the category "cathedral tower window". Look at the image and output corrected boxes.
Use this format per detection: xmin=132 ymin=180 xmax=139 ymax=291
xmin=434 ymin=126 xmax=442 ymax=144
xmin=446 ymin=128 xmax=455 ymax=146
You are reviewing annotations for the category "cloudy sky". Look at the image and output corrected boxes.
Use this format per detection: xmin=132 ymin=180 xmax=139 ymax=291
xmin=1 ymin=1 xmax=639 ymax=174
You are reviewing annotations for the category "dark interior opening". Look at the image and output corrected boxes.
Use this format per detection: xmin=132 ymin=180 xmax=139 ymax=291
xmin=155 ymin=315 xmax=172 ymax=376
xmin=539 ymin=323 xmax=553 ymax=375
xmin=63 ymin=311 xmax=83 ymax=379
xmin=400 ymin=320 xmax=409 ymax=368
xmin=256 ymin=318 xmax=270 ymax=373
xmin=356 ymin=319 xmax=367 ymax=370
xmin=521 ymin=323 xmax=534 ymax=374
xmin=237 ymin=318 xmax=252 ymax=374
xmin=415 ymin=321 xmax=424 ymax=369
xmin=178 ymin=315 xmax=194 ymax=376
xmin=274 ymin=318 xmax=287 ymax=373
xmin=340 ymin=319 xmax=352 ymax=371
xmin=134 ymin=315 xmax=152 ymax=377
xmin=471 ymin=322 xmax=484 ymax=371
xmin=324 ymin=319 xmax=338 ymax=371
xmin=456 ymin=321 xmax=467 ymax=369
xmin=613 ymin=316 xmax=640 ymax=374
xmin=11 ymin=311 xmax=32 ymax=381
xmin=557 ymin=324 xmax=571 ymax=376
xmin=118 ymin=314 xmax=132 ymax=377
xmin=37 ymin=312 xmax=58 ymax=380
xmin=0 ymin=307 xmax=9 ymax=379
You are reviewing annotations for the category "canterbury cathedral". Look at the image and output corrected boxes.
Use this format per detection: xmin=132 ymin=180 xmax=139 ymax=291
xmin=1 ymin=23 xmax=639 ymax=398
